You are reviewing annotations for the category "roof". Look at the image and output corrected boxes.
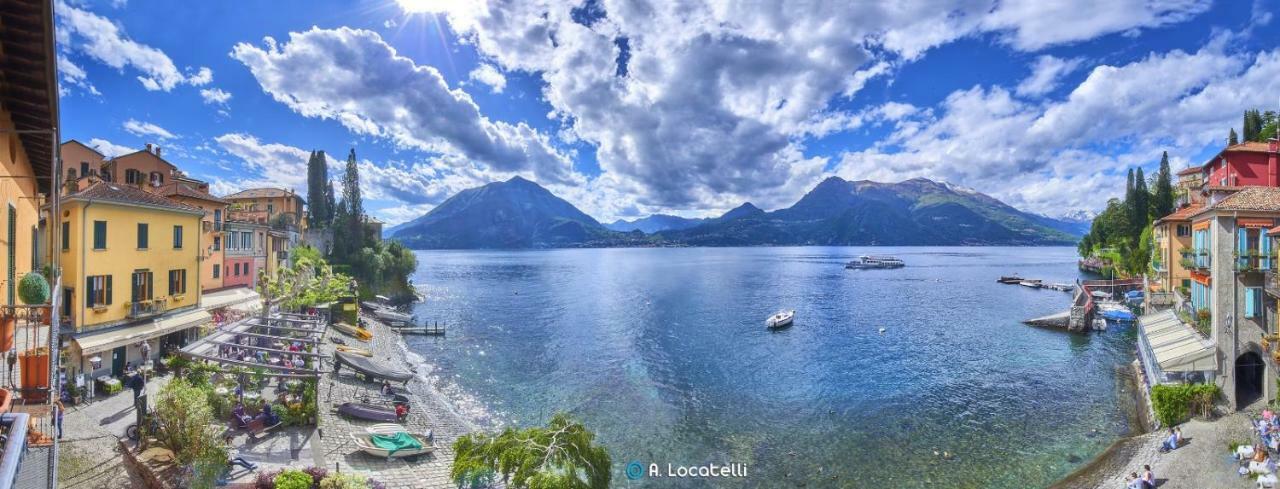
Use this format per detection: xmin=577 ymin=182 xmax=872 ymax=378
xmin=0 ymin=0 xmax=58 ymax=193
xmin=1138 ymin=310 xmax=1215 ymax=373
xmin=61 ymin=139 xmax=105 ymax=158
xmin=1176 ymin=165 xmax=1203 ymax=176
xmin=1197 ymin=141 xmax=1278 ymax=169
xmin=160 ymin=182 xmax=229 ymax=204
xmin=1195 ymin=186 xmax=1280 ymax=215
xmin=1155 ymin=203 xmax=1204 ymax=224
xmin=223 ymin=188 xmax=305 ymax=203
xmin=66 ymin=181 xmax=205 ymax=214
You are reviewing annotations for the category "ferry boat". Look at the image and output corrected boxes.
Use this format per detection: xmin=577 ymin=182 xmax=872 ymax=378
xmin=845 ymin=255 xmax=905 ymax=270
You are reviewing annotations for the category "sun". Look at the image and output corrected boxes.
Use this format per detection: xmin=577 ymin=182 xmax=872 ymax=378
xmin=395 ymin=0 xmax=454 ymax=14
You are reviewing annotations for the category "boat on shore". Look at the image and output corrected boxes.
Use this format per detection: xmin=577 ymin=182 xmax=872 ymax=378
xmin=333 ymin=322 xmax=373 ymax=342
xmin=350 ymin=432 xmax=434 ymax=459
xmin=767 ymin=310 xmax=795 ymax=329
xmin=845 ymin=255 xmax=905 ymax=270
xmin=337 ymin=402 xmax=400 ymax=422
xmin=334 ymin=351 xmax=414 ymax=383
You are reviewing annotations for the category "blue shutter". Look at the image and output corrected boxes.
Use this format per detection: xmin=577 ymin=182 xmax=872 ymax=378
xmin=1264 ymin=236 xmax=1273 ymax=270
xmin=1246 ymin=288 xmax=1258 ymax=318
xmin=1240 ymin=229 xmax=1249 ymax=269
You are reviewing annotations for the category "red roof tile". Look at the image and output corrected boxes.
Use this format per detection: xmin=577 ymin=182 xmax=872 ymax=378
xmin=66 ymin=181 xmax=203 ymax=214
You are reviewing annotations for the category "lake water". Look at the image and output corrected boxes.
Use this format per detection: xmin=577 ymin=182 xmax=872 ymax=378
xmin=406 ymin=247 xmax=1138 ymax=488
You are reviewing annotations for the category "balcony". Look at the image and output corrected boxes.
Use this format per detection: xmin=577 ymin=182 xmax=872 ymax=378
xmin=127 ymin=298 xmax=167 ymax=319
xmin=1234 ymin=251 xmax=1274 ymax=273
xmin=1190 ymin=249 xmax=1211 ymax=270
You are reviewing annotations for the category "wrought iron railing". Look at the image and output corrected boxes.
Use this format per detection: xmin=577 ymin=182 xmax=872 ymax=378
xmin=128 ymin=298 xmax=167 ymax=319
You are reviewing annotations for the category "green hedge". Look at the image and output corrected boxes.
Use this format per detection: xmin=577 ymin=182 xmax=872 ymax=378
xmin=1150 ymin=383 xmax=1219 ymax=427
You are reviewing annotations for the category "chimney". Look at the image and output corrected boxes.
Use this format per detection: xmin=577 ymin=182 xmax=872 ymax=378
xmin=155 ymin=146 xmax=162 ymax=158
xmin=145 ymin=143 xmax=154 ymax=153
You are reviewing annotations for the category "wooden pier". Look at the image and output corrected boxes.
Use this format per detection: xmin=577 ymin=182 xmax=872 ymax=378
xmin=391 ymin=320 xmax=446 ymax=336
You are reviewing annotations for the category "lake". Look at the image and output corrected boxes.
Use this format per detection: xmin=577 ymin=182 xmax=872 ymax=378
xmin=406 ymin=247 xmax=1138 ymax=488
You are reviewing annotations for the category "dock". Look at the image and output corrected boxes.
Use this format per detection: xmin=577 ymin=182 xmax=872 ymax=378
xmin=1023 ymin=310 xmax=1071 ymax=328
xmin=997 ymin=277 xmax=1075 ymax=293
xmin=392 ymin=320 xmax=447 ymax=336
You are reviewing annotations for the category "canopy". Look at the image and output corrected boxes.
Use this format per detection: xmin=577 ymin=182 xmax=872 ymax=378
xmin=202 ymin=287 xmax=260 ymax=310
xmin=1138 ymin=310 xmax=1216 ymax=373
xmin=73 ymin=308 xmax=212 ymax=355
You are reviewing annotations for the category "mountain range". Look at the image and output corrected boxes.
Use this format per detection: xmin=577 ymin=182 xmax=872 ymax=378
xmin=390 ymin=176 xmax=1081 ymax=249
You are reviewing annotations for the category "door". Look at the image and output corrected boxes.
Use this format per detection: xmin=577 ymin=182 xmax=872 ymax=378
xmin=111 ymin=346 xmax=126 ymax=377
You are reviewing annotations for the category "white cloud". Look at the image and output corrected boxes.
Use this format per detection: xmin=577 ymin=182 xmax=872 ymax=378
xmin=468 ymin=63 xmax=506 ymax=93
xmin=122 ymin=119 xmax=176 ymax=140
xmin=212 ymin=133 xmax=337 ymax=196
xmin=230 ymin=27 xmax=577 ymax=184
xmin=57 ymin=3 xmax=212 ymax=91
xmin=200 ymin=87 xmax=232 ymax=106
xmin=1015 ymin=55 xmax=1084 ymax=97
xmin=57 ymin=54 xmax=100 ymax=96
xmin=87 ymin=137 xmax=135 ymax=158
xmin=434 ymin=0 xmax=1213 ymax=215
xmin=383 ymin=19 xmax=397 ymax=29
xmin=834 ymin=42 xmax=1280 ymax=215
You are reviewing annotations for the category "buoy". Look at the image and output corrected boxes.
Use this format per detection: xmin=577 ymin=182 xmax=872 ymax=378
xmin=878 ymin=327 xmax=886 ymax=333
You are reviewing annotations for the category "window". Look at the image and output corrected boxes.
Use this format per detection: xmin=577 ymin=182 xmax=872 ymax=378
xmin=241 ymin=232 xmax=251 ymax=250
xmin=80 ymin=161 xmax=89 ymax=177
xmin=1181 ymin=279 xmax=1191 ymax=289
xmin=213 ymin=236 xmax=221 ymax=251
xmin=267 ymin=203 xmax=274 ymax=215
xmin=173 ymin=225 xmax=183 ymax=249
xmin=168 ymin=269 xmax=187 ymax=296
xmin=124 ymin=168 xmax=142 ymax=184
xmin=61 ymin=221 xmax=69 ymax=251
xmin=93 ymin=220 xmax=107 ymax=249
xmin=1246 ymin=287 xmax=1263 ymax=318
xmin=1176 ymin=224 xmax=1191 ymax=237
xmin=213 ymin=264 xmax=220 ymax=279
xmin=233 ymin=263 xmax=240 ymax=276
xmin=85 ymin=275 xmax=112 ymax=307
xmin=136 ymin=223 xmax=149 ymax=249
xmin=131 ymin=270 xmax=153 ymax=302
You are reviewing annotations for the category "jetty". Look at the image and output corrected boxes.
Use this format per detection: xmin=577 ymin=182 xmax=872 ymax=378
xmin=1022 ymin=278 xmax=1144 ymax=332
xmin=997 ymin=277 xmax=1075 ymax=293
xmin=392 ymin=320 xmax=447 ymax=336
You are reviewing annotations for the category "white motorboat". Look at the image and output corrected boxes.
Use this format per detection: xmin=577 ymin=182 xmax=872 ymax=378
xmin=766 ymin=310 xmax=795 ymax=329
xmin=1019 ymin=281 xmax=1041 ymax=288
xmin=373 ymin=308 xmax=414 ymax=324
xmin=1092 ymin=318 xmax=1108 ymax=331
xmin=845 ymin=255 xmax=905 ymax=270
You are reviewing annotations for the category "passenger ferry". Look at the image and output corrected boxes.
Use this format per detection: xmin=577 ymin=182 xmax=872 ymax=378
xmin=844 ymin=255 xmax=906 ymax=270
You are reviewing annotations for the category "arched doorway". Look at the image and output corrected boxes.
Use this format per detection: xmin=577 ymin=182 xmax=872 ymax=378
xmin=1237 ymin=351 xmax=1266 ymax=410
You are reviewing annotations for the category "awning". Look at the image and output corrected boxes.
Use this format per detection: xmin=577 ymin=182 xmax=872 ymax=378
xmin=73 ymin=308 xmax=212 ymax=355
xmin=202 ymin=287 xmax=259 ymax=310
xmin=1138 ymin=310 xmax=1216 ymax=373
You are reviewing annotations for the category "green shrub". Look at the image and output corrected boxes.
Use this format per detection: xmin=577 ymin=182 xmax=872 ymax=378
xmin=1150 ymin=383 xmax=1219 ymax=426
xmin=273 ymin=469 xmax=312 ymax=489
xmin=17 ymin=273 xmax=49 ymax=305
xmin=319 ymin=473 xmax=369 ymax=489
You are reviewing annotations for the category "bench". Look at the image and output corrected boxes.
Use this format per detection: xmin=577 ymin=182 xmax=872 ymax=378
xmin=235 ymin=417 xmax=282 ymax=440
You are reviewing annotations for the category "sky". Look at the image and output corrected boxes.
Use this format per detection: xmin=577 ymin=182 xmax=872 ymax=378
xmin=55 ymin=0 xmax=1280 ymax=225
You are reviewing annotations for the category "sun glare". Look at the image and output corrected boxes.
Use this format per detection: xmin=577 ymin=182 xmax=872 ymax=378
xmin=395 ymin=0 xmax=452 ymax=14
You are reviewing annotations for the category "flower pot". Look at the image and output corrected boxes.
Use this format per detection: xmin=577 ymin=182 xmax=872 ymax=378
xmin=0 ymin=315 xmax=13 ymax=352
xmin=19 ymin=349 xmax=49 ymax=395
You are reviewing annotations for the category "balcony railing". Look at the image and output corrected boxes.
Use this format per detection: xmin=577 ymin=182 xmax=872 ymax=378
xmin=1234 ymin=251 xmax=1274 ymax=273
xmin=1191 ymin=249 xmax=1211 ymax=270
xmin=127 ymin=298 xmax=167 ymax=319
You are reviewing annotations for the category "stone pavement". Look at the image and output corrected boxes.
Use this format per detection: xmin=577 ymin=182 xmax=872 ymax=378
xmin=57 ymin=372 xmax=166 ymax=488
xmin=314 ymin=315 xmax=479 ymax=489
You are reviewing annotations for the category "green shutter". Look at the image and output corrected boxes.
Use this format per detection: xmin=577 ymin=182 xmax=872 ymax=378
xmin=106 ymin=275 xmax=112 ymax=305
xmin=85 ymin=276 xmax=93 ymax=307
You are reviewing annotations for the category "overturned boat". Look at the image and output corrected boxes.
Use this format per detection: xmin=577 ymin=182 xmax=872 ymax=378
xmin=334 ymin=351 xmax=413 ymax=383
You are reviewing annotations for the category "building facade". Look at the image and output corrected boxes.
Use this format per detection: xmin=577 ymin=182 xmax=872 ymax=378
xmin=223 ymin=220 xmax=268 ymax=289
xmin=224 ymin=187 xmax=307 ymax=232
xmin=1152 ymin=203 xmax=1200 ymax=295
xmin=161 ymin=182 xmax=229 ymax=293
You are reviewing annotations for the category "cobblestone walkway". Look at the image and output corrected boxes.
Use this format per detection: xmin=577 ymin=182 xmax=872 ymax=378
xmin=58 ymin=374 xmax=166 ymax=488
xmin=315 ymin=316 xmax=479 ymax=489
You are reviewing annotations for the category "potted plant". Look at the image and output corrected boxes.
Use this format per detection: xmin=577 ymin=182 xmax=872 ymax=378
xmin=18 ymin=273 xmax=51 ymax=326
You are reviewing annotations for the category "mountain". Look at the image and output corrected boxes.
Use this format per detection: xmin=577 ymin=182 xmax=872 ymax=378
xmin=606 ymin=214 xmax=708 ymax=233
xmin=1044 ymin=209 xmax=1096 ymax=236
xmin=662 ymin=177 xmax=1079 ymax=246
xmin=390 ymin=176 xmax=617 ymax=249
xmin=390 ymin=176 xmax=1079 ymax=249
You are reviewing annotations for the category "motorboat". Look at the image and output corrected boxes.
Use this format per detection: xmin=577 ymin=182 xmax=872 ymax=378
xmin=350 ymin=432 xmax=434 ymax=459
xmin=1019 ymin=280 xmax=1041 ymax=288
xmin=766 ymin=310 xmax=795 ymax=329
xmin=997 ymin=276 xmax=1025 ymax=284
xmin=372 ymin=308 xmax=414 ymax=324
xmin=337 ymin=402 xmax=400 ymax=422
xmin=1100 ymin=309 xmax=1137 ymax=323
xmin=1092 ymin=318 xmax=1108 ymax=331
xmin=845 ymin=255 xmax=905 ymax=270
xmin=333 ymin=322 xmax=373 ymax=342
xmin=334 ymin=351 xmax=414 ymax=383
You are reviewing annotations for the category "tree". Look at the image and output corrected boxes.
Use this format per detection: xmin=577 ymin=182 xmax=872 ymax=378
xmin=1229 ymin=127 xmax=1239 ymax=146
xmin=451 ymin=413 xmax=611 ymax=489
xmin=324 ymin=180 xmax=337 ymax=227
xmin=1245 ymin=109 xmax=1267 ymax=142
xmin=152 ymin=379 xmax=228 ymax=489
xmin=1132 ymin=167 xmax=1149 ymax=240
xmin=332 ymin=149 xmax=365 ymax=260
xmin=306 ymin=150 xmax=332 ymax=228
xmin=1153 ymin=152 xmax=1174 ymax=218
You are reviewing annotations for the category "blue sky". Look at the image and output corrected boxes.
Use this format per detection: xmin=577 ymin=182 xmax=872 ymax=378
xmin=56 ymin=0 xmax=1280 ymax=224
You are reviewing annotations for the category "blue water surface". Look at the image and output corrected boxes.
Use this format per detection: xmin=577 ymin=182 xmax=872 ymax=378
xmin=407 ymin=247 xmax=1137 ymax=488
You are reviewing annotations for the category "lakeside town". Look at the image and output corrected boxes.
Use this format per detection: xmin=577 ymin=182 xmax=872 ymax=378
xmin=4 ymin=0 xmax=1280 ymax=488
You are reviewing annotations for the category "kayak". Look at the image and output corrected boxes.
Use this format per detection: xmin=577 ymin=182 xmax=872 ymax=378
xmin=336 ymin=345 xmax=373 ymax=357
xmin=333 ymin=322 xmax=373 ymax=342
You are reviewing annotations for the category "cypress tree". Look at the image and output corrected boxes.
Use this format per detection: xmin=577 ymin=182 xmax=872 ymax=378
xmin=1133 ymin=167 xmax=1149 ymax=241
xmin=324 ymin=180 xmax=337 ymax=226
xmin=305 ymin=150 xmax=331 ymax=228
xmin=333 ymin=148 xmax=365 ymax=261
xmin=1229 ymin=127 xmax=1239 ymax=146
xmin=1125 ymin=168 xmax=1136 ymax=240
xmin=1153 ymin=151 xmax=1174 ymax=218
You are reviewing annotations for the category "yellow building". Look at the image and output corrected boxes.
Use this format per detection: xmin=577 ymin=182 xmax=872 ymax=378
xmin=60 ymin=180 xmax=208 ymax=380
xmin=224 ymin=187 xmax=307 ymax=232
xmin=161 ymin=182 xmax=229 ymax=293
xmin=1151 ymin=203 xmax=1201 ymax=295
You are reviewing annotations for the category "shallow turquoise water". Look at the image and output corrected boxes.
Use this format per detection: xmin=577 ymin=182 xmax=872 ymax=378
xmin=406 ymin=247 xmax=1137 ymax=488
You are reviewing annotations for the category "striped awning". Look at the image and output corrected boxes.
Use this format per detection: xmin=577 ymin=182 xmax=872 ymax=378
xmin=1138 ymin=310 xmax=1216 ymax=373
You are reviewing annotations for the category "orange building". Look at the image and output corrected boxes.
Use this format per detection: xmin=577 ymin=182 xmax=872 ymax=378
xmin=102 ymin=144 xmax=180 ymax=189
xmin=161 ymin=182 xmax=229 ymax=293
xmin=223 ymin=188 xmax=307 ymax=232
xmin=61 ymin=139 xmax=107 ymax=181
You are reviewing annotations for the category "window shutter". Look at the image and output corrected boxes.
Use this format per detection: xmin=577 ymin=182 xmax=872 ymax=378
xmin=147 ymin=272 xmax=153 ymax=299
xmin=106 ymin=275 xmax=113 ymax=305
xmin=85 ymin=276 xmax=93 ymax=307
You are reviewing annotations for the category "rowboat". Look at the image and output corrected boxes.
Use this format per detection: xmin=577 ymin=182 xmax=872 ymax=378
xmin=335 ymin=345 xmax=373 ymax=357
xmin=334 ymin=351 xmax=414 ymax=383
xmin=364 ymin=423 xmax=425 ymax=437
xmin=337 ymin=402 xmax=400 ymax=422
xmin=373 ymin=309 xmax=414 ymax=324
xmin=350 ymin=432 xmax=434 ymax=459
xmin=333 ymin=322 xmax=373 ymax=342
xmin=766 ymin=310 xmax=794 ymax=329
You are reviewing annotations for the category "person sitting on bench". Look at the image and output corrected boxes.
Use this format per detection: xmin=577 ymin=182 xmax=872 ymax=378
xmin=232 ymin=402 xmax=251 ymax=428
xmin=255 ymin=399 xmax=279 ymax=426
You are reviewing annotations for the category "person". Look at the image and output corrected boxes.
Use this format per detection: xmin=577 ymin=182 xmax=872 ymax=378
xmin=1174 ymin=427 xmax=1183 ymax=445
xmin=1141 ymin=465 xmax=1154 ymax=489
xmin=224 ymin=435 xmax=257 ymax=471
xmin=258 ymin=399 xmax=278 ymax=426
xmin=1160 ymin=428 xmax=1178 ymax=452
xmin=395 ymin=402 xmax=409 ymax=422
xmin=140 ymin=341 xmax=151 ymax=365
xmin=381 ymin=380 xmax=394 ymax=396
xmin=232 ymin=402 xmax=251 ymax=427
xmin=1125 ymin=472 xmax=1142 ymax=489
xmin=53 ymin=400 xmax=64 ymax=440
xmin=1266 ymin=408 xmax=1275 ymax=423
xmin=129 ymin=372 xmax=145 ymax=400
